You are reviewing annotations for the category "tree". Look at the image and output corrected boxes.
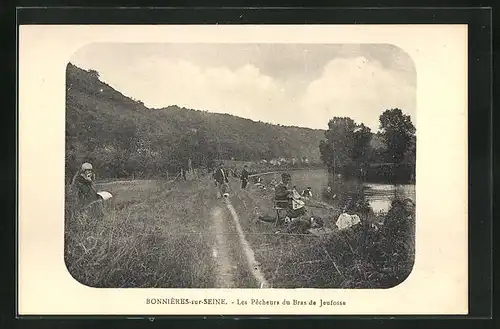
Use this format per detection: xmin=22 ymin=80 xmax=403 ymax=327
xmin=173 ymin=128 xmax=216 ymax=172
xmin=352 ymin=123 xmax=373 ymax=165
xmin=319 ymin=117 xmax=372 ymax=176
xmin=379 ymin=109 xmax=416 ymax=163
xmin=88 ymin=69 xmax=100 ymax=79
xmin=402 ymin=135 xmax=416 ymax=165
xmin=319 ymin=140 xmax=334 ymax=173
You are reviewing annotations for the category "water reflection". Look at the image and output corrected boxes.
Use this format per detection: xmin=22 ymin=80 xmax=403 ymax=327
xmin=324 ymin=177 xmax=370 ymax=215
xmin=323 ymin=175 xmax=416 ymax=214
xmin=364 ymin=183 xmax=416 ymax=214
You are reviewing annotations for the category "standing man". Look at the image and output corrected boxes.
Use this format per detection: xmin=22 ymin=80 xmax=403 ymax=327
xmin=240 ymin=165 xmax=249 ymax=189
xmin=213 ymin=162 xmax=230 ymax=198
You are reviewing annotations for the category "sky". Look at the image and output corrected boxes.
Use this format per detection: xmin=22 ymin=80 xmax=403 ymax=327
xmin=70 ymin=43 xmax=416 ymax=131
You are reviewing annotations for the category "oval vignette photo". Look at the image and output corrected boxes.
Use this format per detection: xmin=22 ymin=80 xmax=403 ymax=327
xmin=64 ymin=43 xmax=417 ymax=289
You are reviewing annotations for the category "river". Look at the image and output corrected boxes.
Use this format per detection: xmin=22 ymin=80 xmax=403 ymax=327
xmin=283 ymin=169 xmax=415 ymax=214
xmin=363 ymin=183 xmax=416 ymax=213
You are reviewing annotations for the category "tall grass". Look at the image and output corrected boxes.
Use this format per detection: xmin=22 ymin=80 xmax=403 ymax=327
xmin=64 ymin=180 xmax=216 ymax=288
xmin=64 ymin=174 xmax=414 ymax=289
xmin=231 ymin=181 xmax=415 ymax=288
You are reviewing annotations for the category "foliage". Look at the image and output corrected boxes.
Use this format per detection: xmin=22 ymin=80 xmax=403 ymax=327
xmin=355 ymin=194 xmax=415 ymax=287
xmin=319 ymin=117 xmax=372 ymax=176
xmin=87 ymin=69 xmax=100 ymax=79
xmin=403 ymin=135 xmax=416 ymax=164
xmin=365 ymin=163 xmax=415 ymax=184
xmin=352 ymin=124 xmax=373 ymax=165
xmin=66 ymin=63 xmax=325 ymax=183
xmin=319 ymin=110 xmax=416 ymax=182
xmin=379 ymin=108 xmax=416 ymax=163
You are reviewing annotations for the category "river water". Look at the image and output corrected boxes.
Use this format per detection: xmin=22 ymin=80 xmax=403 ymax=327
xmin=363 ymin=183 xmax=416 ymax=213
xmin=284 ymin=169 xmax=415 ymax=214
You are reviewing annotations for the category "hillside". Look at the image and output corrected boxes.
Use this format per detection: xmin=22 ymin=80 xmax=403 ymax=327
xmin=65 ymin=63 xmax=326 ymax=181
xmin=153 ymin=105 xmax=325 ymax=161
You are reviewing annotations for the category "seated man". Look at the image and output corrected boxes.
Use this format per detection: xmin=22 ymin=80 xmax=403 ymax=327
xmin=276 ymin=216 xmax=324 ymax=235
xmin=274 ymin=172 xmax=306 ymax=221
xmin=69 ymin=162 xmax=104 ymax=222
xmin=71 ymin=162 xmax=102 ymax=206
xmin=301 ymin=187 xmax=313 ymax=198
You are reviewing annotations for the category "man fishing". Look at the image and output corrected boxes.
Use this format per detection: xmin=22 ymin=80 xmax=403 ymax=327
xmin=71 ymin=163 xmax=102 ymax=205
xmin=240 ymin=165 xmax=249 ymax=189
xmin=213 ymin=162 xmax=230 ymax=198
xmin=274 ymin=172 xmax=306 ymax=222
xmin=69 ymin=162 xmax=105 ymax=221
xmin=276 ymin=216 xmax=324 ymax=235
xmin=301 ymin=187 xmax=313 ymax=198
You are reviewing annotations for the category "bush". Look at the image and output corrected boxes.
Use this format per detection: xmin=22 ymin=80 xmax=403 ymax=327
xmin=365 ymin=163 xmax=415 ymax=184
xmin=311 ymin=193 xmax=415 ymax=288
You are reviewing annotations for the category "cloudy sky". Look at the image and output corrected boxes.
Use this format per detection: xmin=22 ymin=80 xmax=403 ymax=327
xmin=70 ymin=43 xmax=416 ymax=131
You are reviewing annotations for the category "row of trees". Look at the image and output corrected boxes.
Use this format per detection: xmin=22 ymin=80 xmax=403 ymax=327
xmin=319 ymin=109 xmax=416 ymax=181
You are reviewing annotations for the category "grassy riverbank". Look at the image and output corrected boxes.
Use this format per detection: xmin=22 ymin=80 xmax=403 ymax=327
xmin=229 ymin=176 xmax=415 ymax=288
xmin=64 ymin=170 xmax=415 ymax=289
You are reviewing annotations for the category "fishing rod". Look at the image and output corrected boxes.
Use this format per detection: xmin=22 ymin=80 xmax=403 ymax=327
xmin=305 ymin=203 xmax=334 ymax=210
xmin=294 ymin=196 xmax=336 ymax=211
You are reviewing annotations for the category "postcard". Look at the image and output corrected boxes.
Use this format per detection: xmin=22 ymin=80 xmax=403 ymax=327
xmin=18 ymin=24 xmax=468 ymax=315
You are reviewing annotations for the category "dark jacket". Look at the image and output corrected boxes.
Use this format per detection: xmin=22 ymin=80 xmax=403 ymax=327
xmin=213 ymin=168 xmax=229 ymax=184
xmin=274 ymin=182 xmax=291 ymax=208
xmin=240 ymin=169 xmax=249 ymax=181
xmin=72 ymin=174 xmax=101 ymax=207
xmin=282 ymin=218 xmax=312 ymax=234
xmin=302 ymin=190 xmax=313 ymax=197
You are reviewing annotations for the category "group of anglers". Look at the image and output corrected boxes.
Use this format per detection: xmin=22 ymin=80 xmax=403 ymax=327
xmin=212 ymin=163 xmax=323 ymax=234
xmin=68 ymin=161 xmax=390 ymax=235
xmin=212 ymin=162 xmax=254 ymax=197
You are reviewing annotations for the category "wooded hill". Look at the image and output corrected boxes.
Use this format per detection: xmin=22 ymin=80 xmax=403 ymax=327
xmin=65 ymin=63 xmax=326 ymax=182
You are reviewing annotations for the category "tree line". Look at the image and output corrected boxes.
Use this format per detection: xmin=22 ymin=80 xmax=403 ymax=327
xmin=319 ymin=109 xmax=416 ymax=183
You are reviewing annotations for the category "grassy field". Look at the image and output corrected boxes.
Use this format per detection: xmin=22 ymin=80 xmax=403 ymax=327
xmin=65 ymin=178 xmax=218 ymax=288
xmin=64 ymin=170 xmax=415 ymax=289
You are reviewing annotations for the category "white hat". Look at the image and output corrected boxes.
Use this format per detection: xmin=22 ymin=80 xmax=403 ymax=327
xmin=81 ymin=162 xmax=93 ymax=170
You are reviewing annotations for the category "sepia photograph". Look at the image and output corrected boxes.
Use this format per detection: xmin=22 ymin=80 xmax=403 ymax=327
xmin=18 ymin=23 xmax=469 ymax=316
xmin=64 ymin=43 xmax=417 ymax=289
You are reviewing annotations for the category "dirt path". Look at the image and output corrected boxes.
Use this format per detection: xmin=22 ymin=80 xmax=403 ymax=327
xmin=95 ymin=177 xmax=269 ymax=288
xmin=224 ymin=198 xmax=269 ymax=288
xmin=209 ymin=206 xmax=237 ymax=287
xmin=203 ymin=182 xmax=266 ymax=288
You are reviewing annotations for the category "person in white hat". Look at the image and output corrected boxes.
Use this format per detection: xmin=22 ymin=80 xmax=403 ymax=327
xmin=70 ymin=162 xmax=103 ymax=210
xmin=68 ymin=162 xmax=115 ymax=225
